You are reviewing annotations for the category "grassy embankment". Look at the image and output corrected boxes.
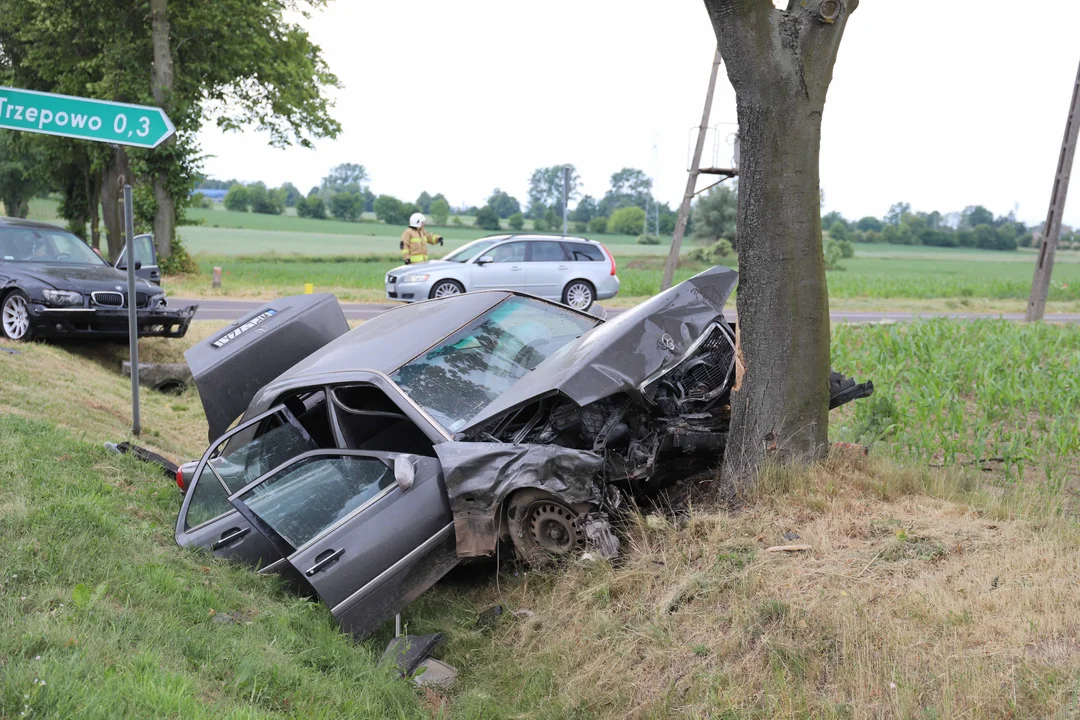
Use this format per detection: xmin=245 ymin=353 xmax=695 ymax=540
xmin=3 ymin=318 xmax=1080 ymax=717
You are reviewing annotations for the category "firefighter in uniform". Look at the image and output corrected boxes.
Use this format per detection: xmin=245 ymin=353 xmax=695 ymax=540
xmin=400 ymin=213 xmax=443 ymax=264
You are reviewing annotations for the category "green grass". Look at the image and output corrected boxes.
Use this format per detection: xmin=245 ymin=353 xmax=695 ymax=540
xmin=0 ymin=416 xmax=429 ymax=719
xmin=832 ymin=319 xmax=1080 ymax=483
xmin=830 ymin=256 xmax=1080 ymax=301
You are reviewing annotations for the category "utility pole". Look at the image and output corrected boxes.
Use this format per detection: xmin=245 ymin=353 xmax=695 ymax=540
xmin=662 ymin=50 xmax=725 ymax=291
xmin=1026 ymin=57 xmax=1080 ymax=322
xmin=562 ymin=166 xmax=570 ymax=236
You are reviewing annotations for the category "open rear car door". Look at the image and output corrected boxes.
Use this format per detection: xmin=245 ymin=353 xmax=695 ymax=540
xmin=174 ymin=405 xmax=320 ymax=570
xmin=226 ymin=449 xmax=457 ymax=640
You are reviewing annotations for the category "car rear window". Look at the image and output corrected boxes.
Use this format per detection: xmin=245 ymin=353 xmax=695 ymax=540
xmin=563 ymin=242 xmax=604 ymax=261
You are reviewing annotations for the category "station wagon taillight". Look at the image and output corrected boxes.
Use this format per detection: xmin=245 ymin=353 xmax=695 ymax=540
xmin=176 ymin=467 xmax=185 ymax=491
xmin=600 ymin=243 xmax=616 ymax=275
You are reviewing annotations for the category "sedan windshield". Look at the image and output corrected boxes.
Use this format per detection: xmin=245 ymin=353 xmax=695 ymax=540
xmin=0 ymin=227 xmax=106 ymax=265
xmin=441 ymin=238 xmax=502 ymax=263
xmin=390 ymin=297 xmax=598 ymax=431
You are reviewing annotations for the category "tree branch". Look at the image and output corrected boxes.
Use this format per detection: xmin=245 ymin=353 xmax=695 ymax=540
xmin=703 ymin=0 xmax=779 ymax=93
xmin=788 ymin=0 xmax=859 ymax=106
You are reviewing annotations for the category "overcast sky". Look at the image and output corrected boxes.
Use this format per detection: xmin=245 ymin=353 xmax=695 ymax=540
xmin=195 ymin=1 xmax=1080 ymax=227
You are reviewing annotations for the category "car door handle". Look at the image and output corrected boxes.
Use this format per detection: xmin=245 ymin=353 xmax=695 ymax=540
xmin=211 ymin=527 xmax=250 ymax=550
xmin=306 ymin=548 xmax=345 ymax=576
xmin=557 ymin=265 xmax=568 ymax=270
xmin=510 ymin=266 xmax=522 ymax=271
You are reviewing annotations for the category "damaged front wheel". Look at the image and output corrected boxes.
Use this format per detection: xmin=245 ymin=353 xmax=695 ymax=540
xmin=506 ymin=490 xmax=584 ymax=566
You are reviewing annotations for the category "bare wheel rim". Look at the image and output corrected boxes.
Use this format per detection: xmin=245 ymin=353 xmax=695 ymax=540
xmin=2 ymin=295 xmax=29 ymax=339
xmin=566 ymin=283 xmax=593 ymax=309
xmin=433 ymin=282 xmax=462 ymax=298
xmin=527 ymin=502 xmax=582 ymax=555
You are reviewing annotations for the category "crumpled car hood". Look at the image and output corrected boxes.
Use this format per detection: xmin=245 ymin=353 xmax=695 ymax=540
xmin=463 ymin=265 xmax=738 ymax=432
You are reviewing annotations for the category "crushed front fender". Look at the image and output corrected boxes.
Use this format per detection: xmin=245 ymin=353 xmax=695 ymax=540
xmin=434 ymin=441 xmax=605 ymax=558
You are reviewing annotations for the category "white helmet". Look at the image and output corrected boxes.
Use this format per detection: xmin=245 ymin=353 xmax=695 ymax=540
xmin=409 ymin=212 xmax=426 ymax=229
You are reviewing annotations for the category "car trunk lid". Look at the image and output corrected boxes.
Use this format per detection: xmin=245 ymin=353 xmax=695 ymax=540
xmin=184 ymin=293 xmax=350 ymax=440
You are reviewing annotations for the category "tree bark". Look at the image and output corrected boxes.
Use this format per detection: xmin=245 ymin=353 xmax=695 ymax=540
xmin=100 ymin=147 xmax=131 ymax=261
xmin=85 ymin=161 xmax=102 ymax=251
xmin=703 ymin=0 xmax=858 ymax=489
xmin=150 ymin=0 xmax=175 ymax=259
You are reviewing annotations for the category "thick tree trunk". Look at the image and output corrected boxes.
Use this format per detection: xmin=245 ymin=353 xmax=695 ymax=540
xmin=1 ymin=193 xmax=29 ymax=218
xmin=704 ymin=0 xmax=857 ymax=489
xmin=150 ymin=0 xmax=175 ymax=259
xmin=85 ymin=163 xmax=102 ymax=251
xmin=101 ymin=147 xmax=131 ymax=261
xmin=722 ymin=100 xmax=831 ymax=485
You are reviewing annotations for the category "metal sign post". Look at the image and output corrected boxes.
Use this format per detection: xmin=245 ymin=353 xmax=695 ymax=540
xmin=0 ymin=85 xmax=174 ymax=436
xmin=123 ymin=184 xmax=141 ymax=436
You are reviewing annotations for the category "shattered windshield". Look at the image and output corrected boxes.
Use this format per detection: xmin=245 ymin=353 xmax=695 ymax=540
xmin=390 ymin=297 xmax=598 ymax=432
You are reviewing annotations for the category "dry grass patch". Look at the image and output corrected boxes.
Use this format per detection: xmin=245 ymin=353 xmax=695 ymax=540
xmin=445 ymin=455 xmax=1080 ymax=718
xmin=0 ymin=327 xmax=225 ymax=461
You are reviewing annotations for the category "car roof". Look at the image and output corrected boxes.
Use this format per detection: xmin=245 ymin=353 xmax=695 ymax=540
xmin=0 ymin=216 xmax=70 ymax=231
xmin=480 ymin=234 xmax=599 ymax=244
xmin=276 ymin=291 xmax=515 ymax=380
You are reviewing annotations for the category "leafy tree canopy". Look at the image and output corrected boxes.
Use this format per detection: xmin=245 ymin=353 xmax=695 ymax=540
xmin=475 ymin=205 xmax=501 ymax=231
xmin=527 ymin=165 xmax=579 ymax=218
xmin=487 ymin=188 xmax=521 ymax=219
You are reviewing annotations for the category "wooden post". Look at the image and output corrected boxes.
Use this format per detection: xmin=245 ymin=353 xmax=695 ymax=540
xmin=211 ymin=266 xmax=222 ymax=289
xmin=661 ymin=49 xmax=723 ymax=291
xmin=1026 ymin=57 xmax=1080 ymax=322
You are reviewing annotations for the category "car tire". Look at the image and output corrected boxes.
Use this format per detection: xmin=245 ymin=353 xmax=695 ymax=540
xmin=562 ymin=280 xmax=595 ymax=311
xmin=428 ymin=280 xmax=465 ymax=299
xmin=506 ymin=489 xmax=587 ymax=566
xmin=1 ymin=289 xmax=33 ymax=342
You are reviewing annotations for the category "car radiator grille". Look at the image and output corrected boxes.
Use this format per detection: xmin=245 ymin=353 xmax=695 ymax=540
xmin=91 ymin=291 xmax=124 ymax=307
xmin=681 ymin=328 xmax=737 ymax=400
xmin=91 ymin=292 xmax=150 ymax=308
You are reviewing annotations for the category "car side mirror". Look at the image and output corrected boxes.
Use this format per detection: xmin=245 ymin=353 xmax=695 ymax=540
xmin=476 ymin=255 xmax=494 ymax=265
xmin=394 ymin=456 xmax=415 ymax=491
xmin=588 ymin=304 xmax=608 ymax=320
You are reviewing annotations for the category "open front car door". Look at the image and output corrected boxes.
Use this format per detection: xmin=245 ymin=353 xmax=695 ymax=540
xmin=226 ymin=450 xmax=457 ymax=640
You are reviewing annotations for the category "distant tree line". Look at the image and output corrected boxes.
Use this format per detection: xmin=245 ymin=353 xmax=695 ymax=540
xmin=823 ymin=203 xmax=1034 ymax=252
xmin=199 ymin=164 xmax=1075 ymax=255
xmin=202 ymin=162 xmax=457 ymax=227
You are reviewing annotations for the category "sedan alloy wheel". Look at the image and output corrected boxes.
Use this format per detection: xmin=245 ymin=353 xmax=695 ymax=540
xmin=1 ymin=291 xmax=31 ymax=341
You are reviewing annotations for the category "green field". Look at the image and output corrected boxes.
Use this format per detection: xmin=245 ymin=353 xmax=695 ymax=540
xmin=21 ymin=196 xmax=1080 ymax=309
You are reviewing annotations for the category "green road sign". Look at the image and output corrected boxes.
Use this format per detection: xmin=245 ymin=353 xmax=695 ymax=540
xmin=0 ymin=86 xmax=174 ymax=148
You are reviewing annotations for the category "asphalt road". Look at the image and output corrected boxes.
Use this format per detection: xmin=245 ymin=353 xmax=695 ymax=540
xmin=171 ymin=298 xmax=1080 ymax=325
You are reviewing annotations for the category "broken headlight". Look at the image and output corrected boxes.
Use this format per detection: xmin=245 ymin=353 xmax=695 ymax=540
xmin=42 ymin=290 xmax=83 ymax=307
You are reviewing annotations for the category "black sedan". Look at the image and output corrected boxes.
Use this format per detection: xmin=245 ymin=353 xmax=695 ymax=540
xmin=0 ymin=217 xmax=196 ymax=341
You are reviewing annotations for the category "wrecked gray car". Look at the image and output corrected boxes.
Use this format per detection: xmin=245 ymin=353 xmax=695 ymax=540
xmin=173 ymin=268 xmax=872 ymax=639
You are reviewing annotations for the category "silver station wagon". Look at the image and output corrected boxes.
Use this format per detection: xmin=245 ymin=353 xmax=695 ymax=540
xmin=384 ymin=234 xmax=621 ymax=311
